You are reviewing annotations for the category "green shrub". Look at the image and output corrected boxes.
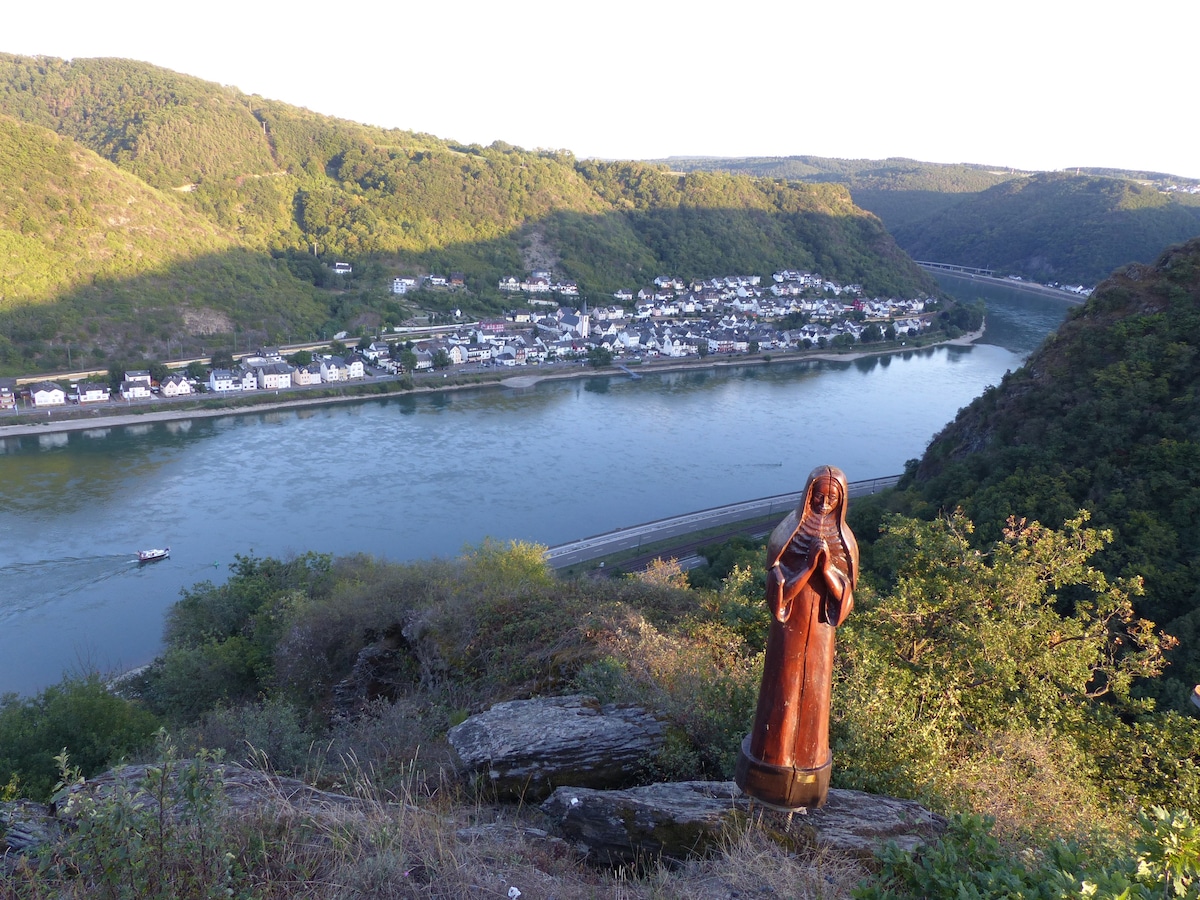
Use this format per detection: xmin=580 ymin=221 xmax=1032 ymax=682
xmin=856 ymin=808 xmax=1200 ymax=900
xmin=0 ymin=674 xmax=160 ymax=800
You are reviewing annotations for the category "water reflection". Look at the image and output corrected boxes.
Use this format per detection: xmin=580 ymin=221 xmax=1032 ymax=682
xmin=0 ymin=282 xmax=1071 ymax=695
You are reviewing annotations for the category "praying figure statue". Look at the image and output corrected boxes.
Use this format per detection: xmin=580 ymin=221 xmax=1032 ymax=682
xmin=735 ymin=465 xmax=859 ymax=809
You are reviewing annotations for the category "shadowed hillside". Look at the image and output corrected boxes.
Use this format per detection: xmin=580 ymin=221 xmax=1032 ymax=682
xmin=665 ymin=155 xmax=1200 ymax=284
xmin=891 ymin=173 xmax=1200 ymax=284
xmin=0 ymin=54 xmax=938 ymax=372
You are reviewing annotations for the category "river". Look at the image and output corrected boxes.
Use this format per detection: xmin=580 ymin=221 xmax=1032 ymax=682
xmin=0 ymin=279 xmax=1076 ymax=695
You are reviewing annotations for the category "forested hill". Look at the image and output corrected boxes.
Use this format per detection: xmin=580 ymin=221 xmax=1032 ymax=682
xmin=0 ymin=54 xmax=935 ymax=373
xmin=661 ymin=155 xmax=1018 ymax=230
xmin=890 ymin=173 xmax=1200 ymax=284
xmin=665 ymin=156 xmax=1200 ymax=285
xmin=884 ymin=236 xmax=1200 ymax=702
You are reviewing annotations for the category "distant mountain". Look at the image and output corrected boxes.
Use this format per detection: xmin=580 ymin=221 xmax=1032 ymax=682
xmin=663 ymin=155 xmax=1200 ymax=285
xmin=660 ymin=155 xmax=1018 ymax=230
xmin=0 ymin=54 xmax=938 ymax=374
xmin=886 ymin=236 xmax=1200 ymax=700
xmin=890 ymin=173 xmax=1200 ymax=284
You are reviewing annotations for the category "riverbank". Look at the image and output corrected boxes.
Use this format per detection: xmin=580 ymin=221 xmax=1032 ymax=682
xmin=0 ymin=329 xmax=984 ymax=438
xmin=928 ymin=268 xmax=1089 ymax=303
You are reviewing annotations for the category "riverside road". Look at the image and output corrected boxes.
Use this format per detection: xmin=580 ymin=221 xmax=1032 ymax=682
xmin=544 ymin=475 xmax=900 ymax=568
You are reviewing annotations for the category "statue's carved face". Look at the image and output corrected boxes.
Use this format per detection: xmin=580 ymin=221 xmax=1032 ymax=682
xmin=809 ymin=478 xmax=841 ymax=516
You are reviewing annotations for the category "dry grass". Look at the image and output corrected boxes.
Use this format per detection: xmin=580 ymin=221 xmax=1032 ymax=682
xmin=2 ymin=756 xmax=875 ymax=900
xmin=937 ymin=728 xmax=1130 ymax=847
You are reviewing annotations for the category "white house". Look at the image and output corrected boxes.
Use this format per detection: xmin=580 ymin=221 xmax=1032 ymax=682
xmin=319 ymin=356 xmax=346 ymax=382
xmin=77 ymin=382 xmax=109 ymax=403
xmin=363 ymin=342 xmax=390 ymax=363
xmin=120 ymin=381 xmax=152 ymax=401
xmin=124 ymin=370 xmax=152 ymax=387
xmin=30 ymin=383 xmax=66 ymax=406
xmin=208 ymin=369 xmax=239 ymax=392
xmin=256 ymin=362 xmax=293 ymax=390
xmin=235 ymin=368 xmax=258 ymax=391
xmin=161 ymin=375 xmax=192 ymax=398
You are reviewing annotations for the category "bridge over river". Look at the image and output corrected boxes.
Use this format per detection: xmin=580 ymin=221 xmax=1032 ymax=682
xmin=545 ymin=475 xmax=900 ymax=568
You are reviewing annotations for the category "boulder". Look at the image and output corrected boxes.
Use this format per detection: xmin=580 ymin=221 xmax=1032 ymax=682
xmin=447 ymin=694 xmax=664 ymax=800
xmin=541 ymin=782 xmax=947 ymax=866
xmin=542 ymin=780 xmax=747 ymax=866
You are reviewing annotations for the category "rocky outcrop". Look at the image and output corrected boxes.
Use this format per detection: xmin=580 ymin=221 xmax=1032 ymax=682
xmin=448 ymin=694 xmax=664 ymax=800
xmin=1 ymin=760 xmax=371 ymax=874
xmin=541 ymin=782 xmax=947 ymax=866
xmin=56 ymin=760 xmax=371 ymax=818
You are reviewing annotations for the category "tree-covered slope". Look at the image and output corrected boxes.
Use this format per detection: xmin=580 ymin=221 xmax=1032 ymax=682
xmin=667 ymin=156 xmax=1200 ymax=284
xmin=661 ymin=155 xmax=1020 ymax=230
xmin=891 ymin=173 xmax=1200 ymax=283
xmin=0 ymin=53 xmax=938 ymax=371
xmin=0 ymin=114 xmax=234 ymax=305
xmin=887 ymin=236 xmax=1200 ymax=699
xmin=0 ymin=54 xmax=280 ymax=189
xmin=0 ymin=114 xmax=332 ymax=371
xmin=573 ymin=161 xmax=932 ymax=295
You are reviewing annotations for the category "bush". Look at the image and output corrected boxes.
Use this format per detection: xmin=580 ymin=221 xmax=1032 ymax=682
xmin=0 ymin=674 xmax=160 ymax=800
xmin=176 ymin=697 xmax=316 ymax=774
xmin=856 ymin=808 xmax=1200 ymax=900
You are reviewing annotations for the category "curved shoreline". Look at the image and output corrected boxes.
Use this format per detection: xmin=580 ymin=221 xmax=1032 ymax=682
xmin=0 ymin=330 xmax=984 ymax=438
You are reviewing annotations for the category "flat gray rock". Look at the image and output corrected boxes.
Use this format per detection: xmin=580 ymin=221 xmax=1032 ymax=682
xmin=541 ymin=781 xmax=947 ymax=866
xmin=448 ymin=694 xmax=664 ymax=800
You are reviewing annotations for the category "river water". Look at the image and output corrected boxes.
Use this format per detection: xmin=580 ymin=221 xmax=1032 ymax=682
xmin=0 ymin=278 xmax=1076 ymax=695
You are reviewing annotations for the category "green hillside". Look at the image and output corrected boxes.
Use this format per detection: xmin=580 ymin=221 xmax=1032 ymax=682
xmin=661 ymin=155 xmax=1019 ymax=230
xmin=666 ymin=155 xmax=1200 ymax=283
xmin=0 ymin=114 xmax=331 ymax=371
xmin=0 ymin=54 xmax=937 ymax=373
xmin=868 ymin=236 xmax=1200 ymax=703
xmin=891 ymin=173 xmax=1200 ymax=284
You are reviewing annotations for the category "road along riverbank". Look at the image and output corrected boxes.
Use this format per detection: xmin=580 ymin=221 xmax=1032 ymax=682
xmin=544 ymin=476 xmax=901 ymax=569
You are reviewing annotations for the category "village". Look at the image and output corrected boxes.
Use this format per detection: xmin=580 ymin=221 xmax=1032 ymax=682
xmin=2 ymin=268 xmax=938 ymax=411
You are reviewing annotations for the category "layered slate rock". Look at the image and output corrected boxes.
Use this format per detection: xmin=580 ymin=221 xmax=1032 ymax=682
xmin=542 ymin=780 xmax=748 ymax=866
xmin=447 ymin=694 xmax=664 ymax=801
xmin=1 ymin=760 xmax=372 ymax=874
xmin=57 ymin=761 xmax=371 ymax=819
xmin=541 ymin=782 xmax=947 ymax=866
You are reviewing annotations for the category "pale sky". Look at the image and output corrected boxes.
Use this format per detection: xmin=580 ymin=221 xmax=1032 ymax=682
xmin=6 ymin=0 xmax=1199 ymax=178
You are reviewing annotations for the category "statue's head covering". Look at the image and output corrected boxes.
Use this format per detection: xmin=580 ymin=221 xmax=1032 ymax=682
xmin=768 ymin=465 xmax=859 ymax=588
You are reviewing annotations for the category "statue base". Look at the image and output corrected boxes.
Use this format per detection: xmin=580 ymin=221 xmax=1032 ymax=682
xmin=733 ymin=736 xmax=831 ymax=810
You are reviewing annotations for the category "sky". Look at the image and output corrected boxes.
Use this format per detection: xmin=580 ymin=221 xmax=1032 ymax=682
xmin=6 ymin=0 xmax=1199 ymax=179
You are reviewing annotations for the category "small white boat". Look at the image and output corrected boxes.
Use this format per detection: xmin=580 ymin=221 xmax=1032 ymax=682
xmin=138 ymin=547 xmax=170 ymax=563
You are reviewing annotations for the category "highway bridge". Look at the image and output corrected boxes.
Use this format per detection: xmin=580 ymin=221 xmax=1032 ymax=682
xmin=545 ymin=475 xmax=901 ymax=569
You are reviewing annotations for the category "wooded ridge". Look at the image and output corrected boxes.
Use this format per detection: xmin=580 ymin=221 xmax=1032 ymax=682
xmin=666 ymin=155 xmax=1200 ymax=285
xmin=0 ymin=53 xmax=935 ymax=375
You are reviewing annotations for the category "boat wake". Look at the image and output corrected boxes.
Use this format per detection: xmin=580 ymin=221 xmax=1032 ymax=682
xmin=0 ymin=554 xmax=138 ymax=622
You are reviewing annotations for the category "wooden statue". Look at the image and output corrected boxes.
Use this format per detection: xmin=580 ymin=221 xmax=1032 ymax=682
xmin=734 ymin=465 xmax=859 ymax=809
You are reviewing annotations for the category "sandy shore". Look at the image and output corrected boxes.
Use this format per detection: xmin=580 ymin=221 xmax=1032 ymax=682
xmin=0 ymin=329 xmax=985 ymax=438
